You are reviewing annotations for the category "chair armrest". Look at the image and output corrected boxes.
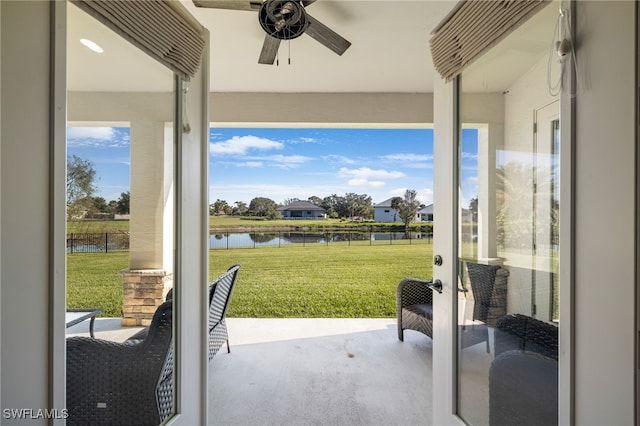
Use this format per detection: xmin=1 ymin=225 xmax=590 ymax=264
xmin=396 ymin=278 xmax=434 ymax=310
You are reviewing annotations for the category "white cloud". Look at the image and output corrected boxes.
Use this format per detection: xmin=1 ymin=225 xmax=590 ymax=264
xmin=338 ymin=167 xmax=405 ymax=180
xmin=68 ymin=127 xmax=114 ymax=139
xmin=461 ymin=151 xmax=478 ymax=160
xmin=338 ymin=167 xmax=404 ymax=188
xmin=67 ymin=126 xmax=129 ymax=148
xmin=209 ymin=183 xmax=340 ymax=204
xmin=382 ymin=153 xmax=433 ymax=162
xmin=322 ymin=154 xmax=355 ymax=164
xmin=348 ymin=178 xmax=386 ymax=187
xmin=381 ymin=153 xmax=433 ymax=169
xmin=210 ymin=135 xmax=283 ymax=155
xmin=289 ymin=136 xmax=319 ymax=144
xmin=238 ymin=161 xmax=263 ymax=168
xmin=242 ymin=154 xmax=314 ymax=169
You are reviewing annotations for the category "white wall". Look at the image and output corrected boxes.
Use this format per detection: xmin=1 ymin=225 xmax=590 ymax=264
xmin=573 ymin=2 xmax=635 ymax=424
xmin=1 ymin=1 xmax=54 ymax=423
xmin=210 ymin=93 xmax=434 ymax=124
xmin=501 ymin=54 xmax=560 ymax=317
xmin=70 ymin=92 xmax=436 ymax=125
xmin=374 ymin=208 xmax=399 ymax=222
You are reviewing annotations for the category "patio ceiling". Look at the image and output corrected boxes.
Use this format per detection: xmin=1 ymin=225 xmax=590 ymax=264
xmin=67 ymin=1 xmax=559 ymax=95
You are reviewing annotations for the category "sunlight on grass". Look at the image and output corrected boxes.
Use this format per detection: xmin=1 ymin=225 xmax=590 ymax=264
xmin=67 ymin=243 xmax=433 ymax=318
xmin=67 ymin=252 xmax=128 ymax=317
xmin=210 ymin=243 xmax=433 ymax=318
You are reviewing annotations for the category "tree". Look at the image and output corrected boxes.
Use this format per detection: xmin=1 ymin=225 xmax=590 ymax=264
xmin=232 ymin=201 xmax=248 ymax=216
xmin=469 ymin=197 xmax=478 ymax=222
xmin=210 ymin=199 xmax=231 ymax=215
xmin=248 ymin=197 xmax=279 ymax=217
xmin=282 ymin=198 xmax=300 ymax=206
xmin=107 ymin=200 xmax=119 ymax=214
xmin=390 ymin=196 xmax=403 ymax=222
xmin=67 ymin=155 xmax=98 ymax=219
xmin=116 ymin=191 xmax=130 ymax=215
xmin=396 ymin=189 xmax=420 ymax=232
xmin=328 ymin=193 xmax=373 ymax=220
xmin=91 ymin=196 xmax=108 ymax=213
xmin=308 ymin=196 xmax=323 ymax=207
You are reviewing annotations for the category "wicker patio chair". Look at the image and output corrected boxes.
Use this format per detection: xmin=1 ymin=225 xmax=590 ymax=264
xmin=489 ymin=314 xmax=559 ymax=426
xmin=459 ymin=261 xmax=508 ymax=352
xmin=208 ymin=264 xmax=241 ymax=360
xmin=396 ymin=277 xmax=435 ymax=341
xmin=66 ymin=300 xmax=174 ymax=426
xmin=126 ymin=264 xmax=241 ymax=361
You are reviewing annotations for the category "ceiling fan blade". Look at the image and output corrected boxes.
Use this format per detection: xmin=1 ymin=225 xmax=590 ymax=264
xmin=192 ymin=0 xmax=262 ymax=11
xmin=258 ymin=35 xmax=281 ymax=65
xmin=301 ymin=0 xmax=318 ymax=6
xmin=305 ymin=15 xmax=351 ymax=56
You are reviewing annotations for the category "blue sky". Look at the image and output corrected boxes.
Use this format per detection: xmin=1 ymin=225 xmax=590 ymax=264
xmin=209 ymin=127 xmax=435 ymax=206
xmin=67 ymin=126 xmax=479 ymax=208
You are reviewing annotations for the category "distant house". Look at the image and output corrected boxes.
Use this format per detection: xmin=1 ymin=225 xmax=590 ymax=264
xmin=375 ymin=199 xmax=435 ymax=223
xmin=373 ymin=198 xmax=401 ymax=222
xmin=418 ymin=204 xmax=434 ymax=222
xmin=278 ymin=200 xmax=326 ymax=219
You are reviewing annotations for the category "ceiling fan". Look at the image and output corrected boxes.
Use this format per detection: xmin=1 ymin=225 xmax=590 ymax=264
xmin=193 ymin=0 xmax=352 ymax=65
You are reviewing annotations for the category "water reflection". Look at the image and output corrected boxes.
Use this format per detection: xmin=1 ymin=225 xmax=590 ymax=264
xmin=209 ymin=231 xmax=432 ymax=249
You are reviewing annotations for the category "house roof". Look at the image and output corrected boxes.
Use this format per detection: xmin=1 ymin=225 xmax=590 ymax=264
xmin=278 ymin=200 xmax=325 ymax=212
xmin=374 ymin=198 xmax=397 ymax=208
xmin=418 ymin=204 xmax=433 ymax=214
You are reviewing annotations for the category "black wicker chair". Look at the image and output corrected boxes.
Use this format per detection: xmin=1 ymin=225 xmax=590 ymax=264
xmin=66 ymin=300 xmax=174 ymax=426
xmin=396 ymin=277 xmax=435 ymax=341
xmin=459 ymin=262 xmax=508 ymax=351
xmin=126 ymin=263 xmax=241 ymax=360
xmin=489 ymin=314 xmax=559 ymax=426
xmin=208 ymin=264 xmax=240 ymax=359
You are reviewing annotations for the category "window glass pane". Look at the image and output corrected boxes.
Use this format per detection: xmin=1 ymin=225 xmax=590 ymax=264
xmin=456 ymin=3 xmax=560 ymax=425
xmin=66 ymin=3 xmax=177 ymax=424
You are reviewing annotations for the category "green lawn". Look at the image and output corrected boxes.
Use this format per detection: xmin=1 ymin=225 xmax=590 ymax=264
xmin=66 ymin=252 xmax=128 ymax=317
xmin=210 ymin=243 xmax=432 ymax=318
xmin=67 ymin=243 xmax=433 ymax=318
xmin=67 ymin=219 xmax=130 ymax=233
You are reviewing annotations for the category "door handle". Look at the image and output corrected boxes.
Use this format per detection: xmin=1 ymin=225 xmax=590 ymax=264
xmin=428 ymin=279 xmax=443 ymax=294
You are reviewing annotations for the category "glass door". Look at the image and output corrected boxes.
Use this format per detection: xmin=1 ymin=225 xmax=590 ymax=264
xmin=432 ymin=3 xmax=562 ymax=425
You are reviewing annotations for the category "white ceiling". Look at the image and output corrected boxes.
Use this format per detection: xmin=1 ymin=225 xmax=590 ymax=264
xmin=67 ymin=0 xmax=558 ymax=94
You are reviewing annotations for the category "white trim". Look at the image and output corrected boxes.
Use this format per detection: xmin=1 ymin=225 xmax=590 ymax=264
xmin=51 ymin=1 xmax=68 ymax=423
xmin=169 ymin=29 xmax=210 ymax=424
xmin=432 ymin=74 xmax=465 ymax=426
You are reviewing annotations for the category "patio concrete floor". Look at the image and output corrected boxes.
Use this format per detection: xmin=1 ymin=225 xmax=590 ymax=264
xmin=67 ymin=317 xmax=433 ymax=426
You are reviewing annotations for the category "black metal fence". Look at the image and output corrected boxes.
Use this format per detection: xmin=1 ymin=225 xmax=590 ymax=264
xmin=67 ymin=233 xmax=130 ymax=253
xmin=67 ymin=230 xmax=434 ymax=253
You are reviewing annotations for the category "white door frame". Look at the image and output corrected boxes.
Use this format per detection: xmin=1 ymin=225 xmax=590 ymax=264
xmin=432 ymin=76 xmax=465 ymax=426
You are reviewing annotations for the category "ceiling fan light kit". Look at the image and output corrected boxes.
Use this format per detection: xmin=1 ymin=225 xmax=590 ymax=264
xmin=193 ymin=0 xmax=351 ymax=65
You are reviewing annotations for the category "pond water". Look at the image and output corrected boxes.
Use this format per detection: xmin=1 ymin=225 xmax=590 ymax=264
xmin=209 ymin=231 xmax=431 ymax=249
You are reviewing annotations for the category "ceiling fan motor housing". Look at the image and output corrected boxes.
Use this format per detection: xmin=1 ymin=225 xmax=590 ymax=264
xmin=259 ymin=0 xmax=308 ymax=40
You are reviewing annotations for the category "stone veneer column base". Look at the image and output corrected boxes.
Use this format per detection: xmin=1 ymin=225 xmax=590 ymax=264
xmin=121 ymin=269 xmax=173 ymax=326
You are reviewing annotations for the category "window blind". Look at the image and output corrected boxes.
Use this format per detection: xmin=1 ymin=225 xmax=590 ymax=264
xmin=430 ymin=0 xmax=552 ymax=81
xmin=70 ymin=0 xmax=207 ymax=80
